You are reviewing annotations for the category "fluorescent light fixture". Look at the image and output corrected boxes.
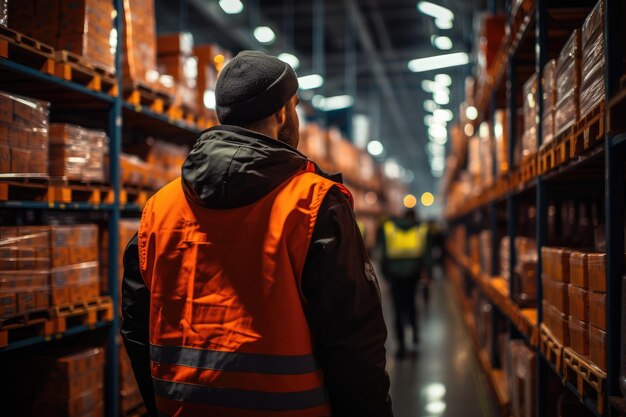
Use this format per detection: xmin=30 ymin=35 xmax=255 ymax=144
xmin=435 ymin=73 xmax=452 ymax=86
xmin=432 ymin=170 xmax=444 ymax=177
xmin=435 ymin=18 xmax=454 ymax=29
xmin=466 ymin=105 xmax=478 ymax=120
xmin=432 ymin=36 xmax=453 ymax=50
xmin=219 ymin=0 xmax=244 ymax=14
xmin=367 ymin=140 xmax=384 ymax=156
xmin=408 ymin=52 xmax=470 ymax=73
xmin=434 ymin=109 xmax=453 ymax=122
xmin=429 ymin=135 xmax=448 ymax=145
xmin=254 ymin=26 xmax=276 ymax=44
xmin=424 ymin=115 xmax=435 ymax=125
xmin=433 ymin=91 xmax=450 ymax=105
xmin=384 ymin=160 xmax=401 ymax=179
xmin=298 ymin=74 xmax=324 ymax=90
xmin=427 ymin=142 xmax=446 ymax=155
xmin=278 ymin=52 xmax=300 ymax=70
xmin=203 ymin=90 xmax=216 ymax=110
xmin=422 ymin=80 xmax=449 ymax=94
xmin=313 ymin=95 xmax=355 ymax=111
xmin=425 ymin=400 xmax=446 ymax=414
xmin=417 ymin=2 xmax=454 ymax=21
xmin=424 ymin=99 xmax=438 ymax=112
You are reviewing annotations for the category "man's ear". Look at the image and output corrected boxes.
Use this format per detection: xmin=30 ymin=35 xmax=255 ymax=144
xmin=275 ymin=105 xmax=287 ymax=126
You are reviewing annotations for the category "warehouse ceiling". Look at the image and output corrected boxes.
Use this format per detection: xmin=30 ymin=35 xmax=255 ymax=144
xmin=155 ymin=0 xmax=489 ymax=198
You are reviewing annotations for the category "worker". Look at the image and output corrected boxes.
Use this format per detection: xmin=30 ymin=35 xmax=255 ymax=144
xmin=378 ymin=209 xmax=428 ymax=359
xmin=121 ymin=51 xmax=392 ymax=417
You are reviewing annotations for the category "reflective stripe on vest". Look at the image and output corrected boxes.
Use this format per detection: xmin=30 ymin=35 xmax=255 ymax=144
xmin=139 ymin=171 xmax=345 ymax=417
xmin=383 ymin=221 xmax=426 ymax=259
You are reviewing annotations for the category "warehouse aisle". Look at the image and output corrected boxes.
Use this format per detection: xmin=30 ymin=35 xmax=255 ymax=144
xmin=382 ymin=271 xmax=499 ymax=417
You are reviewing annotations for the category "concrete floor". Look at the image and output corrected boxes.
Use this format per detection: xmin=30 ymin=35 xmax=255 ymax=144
xmin=381 ymin=269 xmax=499 ymax=417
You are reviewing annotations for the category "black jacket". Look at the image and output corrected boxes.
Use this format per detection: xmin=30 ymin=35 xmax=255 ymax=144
xmin=120 ymin=125 xmax=392 ymax=417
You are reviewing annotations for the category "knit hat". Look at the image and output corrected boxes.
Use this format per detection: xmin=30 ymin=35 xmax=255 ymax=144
xmin=215 ymin=51 xmax=299 ymax=125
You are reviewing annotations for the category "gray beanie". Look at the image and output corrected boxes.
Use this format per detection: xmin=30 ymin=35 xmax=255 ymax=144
xmin=215 ymin=51 xmax=299 ymax=125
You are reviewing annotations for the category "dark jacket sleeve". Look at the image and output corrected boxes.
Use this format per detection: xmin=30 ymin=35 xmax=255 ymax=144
xmin=120 ymin=233 xmax=158 ymax=417
xmin=301 ymin=187 xmax=393 ymax=417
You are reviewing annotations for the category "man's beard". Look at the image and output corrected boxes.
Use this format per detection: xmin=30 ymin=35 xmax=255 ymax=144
xmin=278 ymin=118 xmax=299 ymax=149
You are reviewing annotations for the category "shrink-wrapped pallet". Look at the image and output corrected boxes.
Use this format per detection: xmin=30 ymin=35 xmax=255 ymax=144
xmin=580 ymin=0 xmax=605 ymax=118
xmin=49 ymin=124 xmax=108 ymax=182
xmin=522 ymin=73 xmax=538 ymax=157
xmin=122 ymin=0 xmax=158 ymax=88
xmin=555 ymin=30 xmax=581 ymax=135
xmin=542 ymin=59 xmax=557 ymax=144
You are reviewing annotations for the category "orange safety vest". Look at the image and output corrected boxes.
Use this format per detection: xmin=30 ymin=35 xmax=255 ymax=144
xmin=138 ymin=164 xmax=351 ymax=417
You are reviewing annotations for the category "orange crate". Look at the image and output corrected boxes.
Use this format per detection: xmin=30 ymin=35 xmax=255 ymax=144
xmin=589 ymin=325 xmax=606 ymax=371
xmin=568 ymin=316 xmax=589 ymax=355
xmin=543 ymin=278 xmax=568 ymax=313
xmin=568 ymin=284 xmax=589 ymax=322
xmin=587 ymin=253 xmax=606 ymax=292
xmin=569 ymin=251 xmax=589 ymax=288
xmin=589 ymin=291 xmax=606 ymax=331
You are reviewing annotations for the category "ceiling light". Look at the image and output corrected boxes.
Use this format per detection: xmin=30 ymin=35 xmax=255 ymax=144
xmin=254 ymin=26 xmax=276 ymax=44
xmin=433 ymin=91 xmax=450 ymax=105
xmin=435 ymin=18 xmax=454 ymax=29
xmin=435 ymin=74 xmax=452 ymax=86
xmin=432 ymin=36 xmax=453 ymax=50
xmin=424 ymin=115 xmax=435 ymax=125
xmin=428 ymin=124 xmax=447 ymax=138
xmin=278 ymin=52 xmax=300 ymax=70
xmin=417 ymin=2 xmax=454 ymax=21
xmin=425 ymin=400 xmax=446 ymax=414
xmin=313 ymin=95 xmax=355 ymax=111
xmin=421 ymin=192 xmax=435 ymax=207
xmin=219 ymin=0 xmax=244 ymax=14
xmin=384 ymin=160 xmax=402 ymax=179
xmin=404 ymin=194 xmax=417 ymax=209
xmin=429 ymin=135 xmax=448 ymax=145
xmin=466 ymin=105 xmax=478 ymax=120
xmin=422 ymin=80 xmax=449 ymax=94
xmin=203 ymin=90 xmax=216 ymax=110
xmin=408 ymin=52 xmax=470 ymax=73
xmin=434 ymin=109 xmax=453 ymax=122
xmin=298 ymin=74 xmax=324 ymax=90
xmin=464 ymin=123 xmax=474 ymax=136
xmin=424 ymin=100 xmax=438 ymax=112
xmin=427 ymin=142 xmax=446 ymax=155
xmin=367 ymin=140 xmax=384 ymax=156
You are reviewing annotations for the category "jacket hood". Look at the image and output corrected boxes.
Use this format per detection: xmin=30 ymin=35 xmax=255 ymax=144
xmin=181 ymin=125 xmax=319 ymax=209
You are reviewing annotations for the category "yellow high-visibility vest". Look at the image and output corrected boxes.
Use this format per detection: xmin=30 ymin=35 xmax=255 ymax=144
xmin=383 ymin=221 xmax=428 ymax=259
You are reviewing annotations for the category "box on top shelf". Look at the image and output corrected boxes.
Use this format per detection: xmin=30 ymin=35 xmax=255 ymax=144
xmin=0 ymin=91 xmax=50 ymax=176
xmin=49 ymin=124 xmax=108 ymax=183
xmin=194 ymin=44 xmax=230 ymax=120
xmin=555 ymin=29 xmax=581 ymax=136
xmin=542 ymin=59 xmax=557 ymax=144
xmin=580 ymin=0 xmax=605 ymax=118
xmin=0 ymin=0 xmax=6 ymax=27
xmin=122 ymin=0 xmax=158 ymax=89
xmin=157 ymin=33 xmax=198 ymax=112
xmin=522 ymin=73 xmax=538 ymax=158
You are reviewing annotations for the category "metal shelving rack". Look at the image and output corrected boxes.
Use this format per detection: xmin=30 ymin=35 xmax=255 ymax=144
xmin=0 ymin=1 xmax=202 ymax=417
xmin=446 ymin=0 xmax=625 ymax=416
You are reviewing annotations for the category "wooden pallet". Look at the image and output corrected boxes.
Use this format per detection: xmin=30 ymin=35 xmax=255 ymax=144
xmin=0 ymin=308 xmax=54 ymax=348
xmin=0 ymin=177 xmax=113 ymax=204
xmin=0 ymin=26 xmax=55 ymax=74
xmin=538 ymin=140 xmax=557 ymax=174
xmin=574 ymin=101 xmax=606 ymax=151
xmin=55 ymin=50 xmax=117 ymax=96
xmin=120 ymin=186 xmax=155 ymax=208
xmin=554 ymin=125 xmax=575 ymax=165
xmin=539 ymin=324 xmax=564 ymax=373
xmin=124 ymin=80 xmax=173 ymax=113
xmin=520 ymin=154 xmax=538 ymax=183
xmin=51 ymin=296 xmax=113 ymax=333
xmin=562 ymin=347 xmax=607 ymax=415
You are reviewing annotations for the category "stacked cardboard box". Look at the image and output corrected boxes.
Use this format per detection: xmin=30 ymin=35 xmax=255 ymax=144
xmin=522 ymin=73 xmax=538 ymax=157
xmin=49 ymin=124 xmax=108 ymax=182
xmin=157 ymin=32 xmax=198 ymax=112
xmin=580 ymin=0 xmax=605 ymax=118
xmin=122 ymin=0 xmax=158 ymax=89
xmin=542 ymin=59 xmax=557 ymax=144
xmin=512 ymin=237 xmax=537 ymax=307
xmin=27 ymin=347 xmax=105 ymax=417
xmin=8 ymin=0 xmax=115 ymax=72
xmin=57 ymin=0 xmax=115 ymax=73
xmin=193 ymin=44 xmax=220 ymax=121
xmin=0 ymin=91 xmax=50 ymax=175
xmin=0 ymin=227 xmax=51 ymax=318
xmin=506 ymin=340 xmax=536 ymax=417
xmin=555 ymin=30 xmax=581 ymax=136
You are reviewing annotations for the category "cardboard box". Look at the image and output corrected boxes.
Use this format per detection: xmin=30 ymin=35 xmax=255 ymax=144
xmin=157 ymin=32 xmax=194 ymax=57
xmin=0 ymin=292 xmax=16 ymax=317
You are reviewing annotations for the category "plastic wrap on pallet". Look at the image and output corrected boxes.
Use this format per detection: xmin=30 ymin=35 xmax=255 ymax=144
xmin=0 ymin=0 xmax=7 ymax=27
xmin=494 ymin=109 xmax=508 ymax=175
xmin=49 ymin=124 xmax=108 ymax=182
xmin=555 ymin=29 xmax=581 ymax=136
xmin=122 ymin=0 xmax=158 ymax=88
xmin=157 ymin=32 xmax=198 ymax=113
xmin=580 ymin=0 xmax=605 ymax=119
xmin=0 ymin=91 xmax=50 ymax=176
xmin=507 ymin=340 xmax=536 ymax=417
xmin=522 ymin=73 xmax=538 ymax=157
xmin=542 ymin=60 xmax=557 ymax=144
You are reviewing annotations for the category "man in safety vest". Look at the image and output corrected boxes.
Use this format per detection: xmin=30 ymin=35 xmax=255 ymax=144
xmin=121 ymin=51 xmax=392 ymax=417
xmin=378 ymin=209 xmax=428 ymax=359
